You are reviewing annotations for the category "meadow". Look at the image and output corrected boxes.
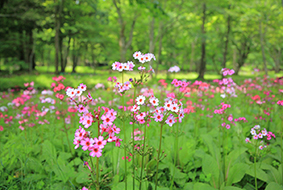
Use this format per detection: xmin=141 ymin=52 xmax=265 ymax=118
xmin=0 ymin=58 xmax=283 ymax=190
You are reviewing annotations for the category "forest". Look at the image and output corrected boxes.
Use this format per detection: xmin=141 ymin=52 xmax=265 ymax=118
xmin=0 ymin=0 xmax=282 ymax=78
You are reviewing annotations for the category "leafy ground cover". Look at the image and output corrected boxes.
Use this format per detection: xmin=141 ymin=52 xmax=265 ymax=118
xmin=0 ymin=57 xmax=283 ymax=190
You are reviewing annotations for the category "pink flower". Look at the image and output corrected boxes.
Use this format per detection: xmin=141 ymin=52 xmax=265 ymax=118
xmin=81 ymin=138 xmax=95 ymax=151
xmin=94 ymin=136 xmax=107 ymax=149
xmin=89 ymin=145 xmax=102 ymax=157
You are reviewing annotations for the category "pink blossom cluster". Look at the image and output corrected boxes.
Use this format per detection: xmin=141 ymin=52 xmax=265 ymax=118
xmin=277 ymin=100 xmax=283 ymax=106
xmin=214 ymin=102 xmax=231 ymax=114
xmin=114 ymin=81 xmax=132 ymax=93
xmin=112 ymin=61 xmax=135 ymax=72
xmin=133 ymin=51 xmax=156 ymax=63
xmin=168 ymin=66 xmax=180 ymax=73
xmin=131 ymin=95 xmax=184 ymax=126
xmin=68 ymin=84 xmax=122 ymax=158
xmin=66 ymin=83 xmax=87 ymax=98
xmin=221 ymin=68 xmax=235 ymax=76
xmin=246 ymin=125 xmax=276 ymax=149
xmin=221 ymin=114 xmax=248 ymax=129
xmin=107 ymin=76 xmax=117 ymax=82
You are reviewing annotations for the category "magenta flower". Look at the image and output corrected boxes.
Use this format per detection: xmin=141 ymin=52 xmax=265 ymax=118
xmin=89 ymin=145 xmax=102 ymax=157
xmin=81 ymin=138 xmax=95 ymax=151
xmin=94 ymin=136 xmax=107 ymax=149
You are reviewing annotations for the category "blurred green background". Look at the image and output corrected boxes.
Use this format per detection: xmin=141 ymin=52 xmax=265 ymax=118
xmin=0 ymin=0 xmax=282 ymax=90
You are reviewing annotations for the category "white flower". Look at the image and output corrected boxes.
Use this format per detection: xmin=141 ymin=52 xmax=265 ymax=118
xmin=75 ymin=88 xmax=83 ymax=96
xmin=254 ymin=125 xmax=260 ymax=130
xmin=171 ymin=103 xmax=179 ymax=113
xmin=138 ymin=55 xmax=146 ymax=63
xmin=66 ymin=88 xmax=76 ymax=97
xmin=131 ymin=104 xmax=140 ymax=112
xmin=149 ymin=97 xmax=159 ymax=106
xmin=136 ymin=95 xmax=146 ymax=105
xmin=164 ymin=100 xmax=173 ymax=111
xmin=133 ymin=51 xmax=142 ymax=59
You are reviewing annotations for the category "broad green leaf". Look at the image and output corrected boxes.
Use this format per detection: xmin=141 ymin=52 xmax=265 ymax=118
xmin=202 ymin=153 xmax=219 ymax=188
xmin=194 ymin=182 xmax=217 ymax=190
xmin=226 ymin=163 xmax=249 ymax=186
xmin=265 ymin=182 xmax=283 ymax=190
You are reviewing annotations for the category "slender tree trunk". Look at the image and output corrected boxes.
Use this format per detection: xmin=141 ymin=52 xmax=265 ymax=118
xmin=72 ymin=38 xmax=78 ymax=73
xmin=29 ymin=29 xmax=35 ymax=73
xmin=54 ymin=0 xmax=63 ymax=74
xmin=149 ymin=16 xmax=155 ymax=77
xmin=155 ymin=21 xmax=163 ymax=77
xmin=63 ymin=36 xmax=71 ymax=71
xmin=190 ymin=40 xmax=196 ymax=72
xmin=113 ymin=0 xmax=137 ymax=62
xmin=59 ymin=36 xmax=64 ymax=72
xmin=198 ymin=3 xmax=206 ymax=79
xmin=222 ymin=4 xmax=231 ymax=69
xmin=54 ymin=2 xmax=60 ymax=74
xmin=259 ymin=21 xmax=268 ymax=75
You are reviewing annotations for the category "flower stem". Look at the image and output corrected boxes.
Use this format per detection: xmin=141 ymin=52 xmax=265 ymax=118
xmin=139 ymin=105 xmax=147 ymax=190
xmin=155 ymin=123 xmax=164 ymax=190
xmin=96 ymin=120 xmax=100 ymax=190
xmin=122 ymin=71 xmax=128 ymax=190
xmin=133 ymin=87 xmax=136 ymax=190
xmin=254 ymin=141 xmax=258 ymax=190
xmin=170 ymin=122 xmax=179 ymax=189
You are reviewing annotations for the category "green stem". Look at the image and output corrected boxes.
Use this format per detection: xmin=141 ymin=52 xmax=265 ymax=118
xmin=155 ymin=123 xmax=164 ymax=190
xmin=122 ymin=72 xmax=128 ymax=190
xmin=96 ymin=120 xmax=100 ymax=190
xmin=139 ymin=106 xmax=147 ymax=190
xmin=96 ymin=157 xmax=99 ymax=190
xmin=281 ymin=119 xmax=283 ymax=186
xmin=133 ymin=87 xmax=136 ymax=190
xmin=254 ymin=155 xmax=257 ymax=190
xmin=170 ymin=122 xmax=179 ymax=189
xmin=90 ymin=157 xmax=96 ymax=187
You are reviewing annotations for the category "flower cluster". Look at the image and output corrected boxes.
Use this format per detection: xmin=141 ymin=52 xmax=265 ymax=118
xmin=245 ymin=125 xmax=276 ymax=149
xmin=66 ymin=83 xmax=87 ymax=98
xmin=221 ymin=114 xmax=248 ymax=129
xmin=114 ymin=81 xmax=132 ymax=93
xmin=221 ymin=68 xmax=235 ymax=76
xmin=277 ymin=100 xmax=283 ymax=106
xmin=112 ymin=61 xmax=135 ymax=72
xmin=214 ymin=102 xmax=231 ymax=114
xmin=133 ymin=51 xmax=156 ymax=63
xmin=68 ymin=84 xmax=122 ymax=158
xmin=168 ymin=66 xmax=180 ymax=73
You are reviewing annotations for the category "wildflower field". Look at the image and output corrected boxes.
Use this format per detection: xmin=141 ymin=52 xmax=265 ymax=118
xmin=0 ymin=53 xmax=283 ymax=190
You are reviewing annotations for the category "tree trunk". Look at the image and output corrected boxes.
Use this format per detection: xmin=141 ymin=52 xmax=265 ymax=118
xmin=59 ymin=35 xmax=64 ymax=72
xmin=54 ymin=0 xmax=63 ymax=75
xmin=190 ymin=39 xmax=196 ymax=72
xmin=29 ymin=29 xmax=35 ymax=73
xmin=113 ymin=0 xmax=137 ymax=62
xmin=72 ymin=38 xmax=78 ymax=73
xmin=155 ymin=21 xmax=163 ymax=78
xmin=222 ymin=4 xmax=231 ymax=69
xmin=149 ymin=16 xmax=155 ymax=77
xmin=198 ymin=3 xmax=206 ymax=80
xmin=259 ymin=21 xmax=268 ymax=75
xmin=63 ymin=36 xmax=71 ymax=72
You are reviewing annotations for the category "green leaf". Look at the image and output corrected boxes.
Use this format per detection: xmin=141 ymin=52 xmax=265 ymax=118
xmin=223 ymin=186 xmax=243 ymax=190
xmin=226 ymin=163 xmax=249 ymax=186
xmin=265 ymin=182 xmax=283 ymax=190
xmin=76 ymin=171 xmax=90 ymax=184
xmin=246 ymin=164 xmax=270 ymax=183
xmin=202 ymin=154 xmax=219 ymax=188
xmin=194 ymin=182 xmax=217 ymax=190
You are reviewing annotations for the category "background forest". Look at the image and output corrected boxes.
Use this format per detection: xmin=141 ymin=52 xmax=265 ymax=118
xmin=0 ymin=0 xmax=283 ymax=79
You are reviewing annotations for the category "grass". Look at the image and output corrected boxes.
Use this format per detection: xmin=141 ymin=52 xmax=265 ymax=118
xmin=0 ymin=65 xmax=282 ymax=91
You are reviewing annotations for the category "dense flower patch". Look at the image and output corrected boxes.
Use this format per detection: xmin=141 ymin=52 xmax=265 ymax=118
xmin=0 ymin=57 xmax=282 ymax=189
